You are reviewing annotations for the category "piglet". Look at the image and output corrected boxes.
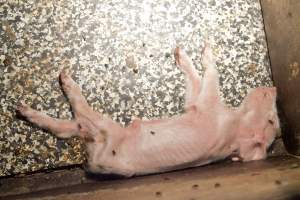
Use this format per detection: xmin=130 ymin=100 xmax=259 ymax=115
xmin=17 ymin=43 xmax=280 ymax=176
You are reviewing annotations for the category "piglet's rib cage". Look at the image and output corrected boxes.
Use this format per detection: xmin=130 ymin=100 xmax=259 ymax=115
xmin=0 ymin=0 xmax=299 ymax=199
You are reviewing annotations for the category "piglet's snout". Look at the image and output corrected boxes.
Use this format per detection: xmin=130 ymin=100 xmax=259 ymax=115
xmin=252 ymin=147 xmax=267 ymax=161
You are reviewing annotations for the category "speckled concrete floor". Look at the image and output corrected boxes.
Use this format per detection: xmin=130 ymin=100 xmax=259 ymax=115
xmin=0 ymin=0 xmax=272 ymax=176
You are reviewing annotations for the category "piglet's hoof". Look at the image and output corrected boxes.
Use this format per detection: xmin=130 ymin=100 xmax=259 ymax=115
xmin=60 ymin=69 xmax=73 ymax=91
xmin=174 ymin=47 xmax=182 ymax=65
xmin=16 ymin=103 xmax=30 ymax=115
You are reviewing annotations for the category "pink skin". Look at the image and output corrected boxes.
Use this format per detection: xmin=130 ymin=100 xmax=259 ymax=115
xmin=16 ymin=43 xmax=280 ymax=176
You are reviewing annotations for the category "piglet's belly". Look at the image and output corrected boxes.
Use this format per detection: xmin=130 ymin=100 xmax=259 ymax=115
xmin=124 ymin=136 xmax=222 ymax=174
xmin=115 ymin=117 xmax=229 ymax=174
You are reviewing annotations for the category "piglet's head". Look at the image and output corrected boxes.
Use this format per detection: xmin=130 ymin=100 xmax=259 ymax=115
xmin=237 ymin=87 xmax=280 ymax=162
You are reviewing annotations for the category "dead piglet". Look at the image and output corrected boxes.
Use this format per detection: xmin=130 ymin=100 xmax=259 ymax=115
xmin=17 ymin=42 xmax=280 ymax=176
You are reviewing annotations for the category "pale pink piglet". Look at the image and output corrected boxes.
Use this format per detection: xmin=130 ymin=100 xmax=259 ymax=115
xmin=17 ymin=43 xmax=280 ymax=176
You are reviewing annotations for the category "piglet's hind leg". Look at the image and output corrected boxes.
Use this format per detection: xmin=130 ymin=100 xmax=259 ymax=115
xmin=60 ymin=70 xmax=104 ymax=140
xmin=17 ymin=104 xmax=79 ymax=138
xmin=60 ymin=70 xmax=98 ymax=120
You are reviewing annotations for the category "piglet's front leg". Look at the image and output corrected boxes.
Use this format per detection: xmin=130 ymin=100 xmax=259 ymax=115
xmin=174 ymin=47 xmax=202 ymax=109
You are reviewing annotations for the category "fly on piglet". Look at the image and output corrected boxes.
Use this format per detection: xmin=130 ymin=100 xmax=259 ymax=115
xmin=17 ymin=42 xmax=280 ymax=176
